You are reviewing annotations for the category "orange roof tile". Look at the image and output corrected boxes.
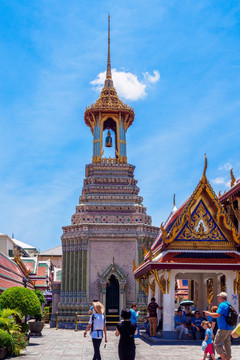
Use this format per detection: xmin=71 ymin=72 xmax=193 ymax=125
xmin=37 ymin=266 xmax=47 ymax=277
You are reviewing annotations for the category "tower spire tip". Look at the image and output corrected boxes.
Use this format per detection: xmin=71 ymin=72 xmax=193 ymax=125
xmin=104 ymin=13 xmax=113 ymax=88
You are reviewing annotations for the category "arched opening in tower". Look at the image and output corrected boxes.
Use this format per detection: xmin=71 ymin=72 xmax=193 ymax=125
xmin=106 ymin=274 xmax=120 ymax=323
xmin=103 ymin=117 xmax=118 ymax=159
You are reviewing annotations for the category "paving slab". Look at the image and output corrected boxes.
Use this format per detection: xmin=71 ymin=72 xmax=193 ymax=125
xmin=12 ymin=326 xmax=240 ymax=360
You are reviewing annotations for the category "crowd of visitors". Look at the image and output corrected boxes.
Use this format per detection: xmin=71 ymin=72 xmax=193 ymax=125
xmin=83 ymin=291 xmax=239 ymax=360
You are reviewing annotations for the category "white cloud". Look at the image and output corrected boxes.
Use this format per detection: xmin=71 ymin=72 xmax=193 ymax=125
xmin=218 ymin=162 xmax=232 ymax=171
xmin=90 ymin=69 xmax=160 ymax=101
xmin=143 ymin=70 xmax=160 ymax=84
xmin=211 ymin=177 xmax=231 ymax=188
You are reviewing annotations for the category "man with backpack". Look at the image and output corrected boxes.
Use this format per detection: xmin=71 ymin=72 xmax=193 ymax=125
xmin=204 ymin=292 xmax=237 ymax=360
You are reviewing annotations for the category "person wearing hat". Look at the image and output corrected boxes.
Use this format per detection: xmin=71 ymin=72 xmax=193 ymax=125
xmin=115 ymin=309 xmax=137 ymax=360
xmin=204 ymin=292 xmax=234 ymax=360
xmin=88 ymin=299 xmax=99 ymax=315
xmin=84 ymin=301 xmax=107 ymax=360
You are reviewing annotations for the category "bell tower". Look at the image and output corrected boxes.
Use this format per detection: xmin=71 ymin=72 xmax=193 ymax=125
xmin=57 ymin=16 xmax=159 ymax=328
xmin=84 ymin=15 xmax=134 ymax=164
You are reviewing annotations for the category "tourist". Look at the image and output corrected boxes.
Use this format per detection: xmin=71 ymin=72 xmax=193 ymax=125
xmin=84 ymin=301 xmax=107 ymax=360
xmin=174 ymin=308 xmax=191 ymax=340
xmin=130 ymin=303 xmax=140 ymax=338
xmin=207 ymin=306 xmax=219 ymax=357
xmin=191 ymin=310 xmax=204 ymax=340
xmin=184 ymin=305 xmax=192 ymax=329
xmin=231 ymin=322 xmax=240 ymax=338
xmin=200 ymin=320 xmax=216 ymax=360
xmin=115 ymin=309 xmax=137 ymax=360
xmin=147 ymin=297 xmax=161 ymax=337
xmin=208 ymin=306 xmax=219 ymax=337
xmin=143 ymin=315 xmax=150 ymax=336
xmin=88 ymin=299 xmax=99 ymax=315
xmin=204 ymin=292 xmax=233 ymax=360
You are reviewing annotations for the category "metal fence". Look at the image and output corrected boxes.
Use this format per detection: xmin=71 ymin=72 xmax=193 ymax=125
xmin=55 ymin=312 xmax=145 ymax=331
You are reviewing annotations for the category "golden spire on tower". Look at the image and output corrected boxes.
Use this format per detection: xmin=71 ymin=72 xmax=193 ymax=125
xmin=84 ymin=15 xmax=135 ymax=164
xmin=106 ymin=14 xmax=112 ymax=79
xmin=103 ymin=14 xmax=114 ymax=90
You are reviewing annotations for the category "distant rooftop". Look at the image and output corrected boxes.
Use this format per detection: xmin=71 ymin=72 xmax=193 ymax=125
xmin=39 ymin=245 xmax=62 ymax=256
xmin=12 ymin=238 xmax=37 ymax=250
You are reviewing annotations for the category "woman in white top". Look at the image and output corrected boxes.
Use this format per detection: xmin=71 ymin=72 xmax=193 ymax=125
xmin=84 ymin=301 xmax=107 ymax=360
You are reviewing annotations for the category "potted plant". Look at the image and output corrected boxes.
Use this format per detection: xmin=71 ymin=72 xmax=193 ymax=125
xmin=0 ymin=329 xmax=13 ymax=359
xmin=0 ymin=287 xmax=43 ymax=336
xmin=28 ymin=312 xmax=44 ymax=336
xmin=0 ymin=308 xmax=28 ymax=356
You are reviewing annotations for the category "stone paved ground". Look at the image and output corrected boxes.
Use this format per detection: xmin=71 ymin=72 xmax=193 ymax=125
xmin=14 ymin=327 xmax=240 ymax=360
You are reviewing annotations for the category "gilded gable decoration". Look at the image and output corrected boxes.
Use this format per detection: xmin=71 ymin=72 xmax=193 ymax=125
xmin=175 ymin=200 xmax=227 ymax=243
xmin=162 ymin=156 xmax=240 ymax=249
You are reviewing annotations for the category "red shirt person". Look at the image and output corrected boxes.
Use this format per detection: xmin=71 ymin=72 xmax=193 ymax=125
xmin=147 ymin=297 xmax=161 ymax=337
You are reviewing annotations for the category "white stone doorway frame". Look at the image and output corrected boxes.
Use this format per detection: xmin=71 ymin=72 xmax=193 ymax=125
xmin=98 ymin=258 xmax=128 ymax=314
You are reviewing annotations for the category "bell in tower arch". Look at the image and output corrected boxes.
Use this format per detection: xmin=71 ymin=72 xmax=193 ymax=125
xmin=105 ymin=130 xmax=112 ymax=148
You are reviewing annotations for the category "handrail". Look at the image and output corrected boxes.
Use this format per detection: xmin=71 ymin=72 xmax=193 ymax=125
xmin=73 ymin=313 xmax=145 ymax=331
xmin=56 ymin=311 xmax=58 ymax=330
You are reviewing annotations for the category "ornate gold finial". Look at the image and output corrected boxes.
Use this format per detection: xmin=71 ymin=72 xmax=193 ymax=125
xmin=230 ymin=168 xmax=236 ymax=187
xmin=142 ymin=243 xmax=148 ymax=257
xmin=201 ymin=154 xmax=207 ymax=182
xmin=173 ymin=194 xmax=176 ymax=207
xmin=218 ymin=190 xmax=221 ymax=197
xmin=149 ymin=247 xmax=153 ymax=261
xmin=161 ymin=222 xmax=168 ymax=242
xmin=133 ymin=259 xmax=137 ymax=272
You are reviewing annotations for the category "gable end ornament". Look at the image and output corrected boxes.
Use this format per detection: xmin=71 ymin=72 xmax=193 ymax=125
xmin=146 ymin=276 xmax=155 ymax=295
xmin=137 ymin=276 xmax=148 ymax=296
xmin=161 ymin=222 xmax=168 ymax=243
xmin=230 ymin=168 xmax=236 ymax=188
xmin=201 ymin=154 xmax=207 ymax=184
xmin=152 ymin=269 xmax=166 ymax=294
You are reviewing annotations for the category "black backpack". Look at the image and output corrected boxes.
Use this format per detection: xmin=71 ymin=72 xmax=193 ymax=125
xmin=224 ymin=303 xmax=238 ymax=327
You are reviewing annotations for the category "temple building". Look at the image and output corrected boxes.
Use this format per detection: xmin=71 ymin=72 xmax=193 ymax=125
xmin=134 ymin=157 xmax=240 ymax=336
xmin=57 ymin=16 xmax=159 ymax=325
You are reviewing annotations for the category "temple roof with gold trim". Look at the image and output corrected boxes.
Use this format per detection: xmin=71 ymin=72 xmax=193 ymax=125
xmin=134 ymin=156 xmax=240 ymax=278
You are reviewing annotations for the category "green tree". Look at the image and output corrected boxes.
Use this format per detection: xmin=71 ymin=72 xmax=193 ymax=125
xmin=0 ymin=287 xmax=41 ymax=317
xmin=34 ymin=290 xmax=46 ymax=306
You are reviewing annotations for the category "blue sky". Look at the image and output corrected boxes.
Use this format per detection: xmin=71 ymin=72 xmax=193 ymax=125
xmin=0 ymin=0 xmax=239 ymax=251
